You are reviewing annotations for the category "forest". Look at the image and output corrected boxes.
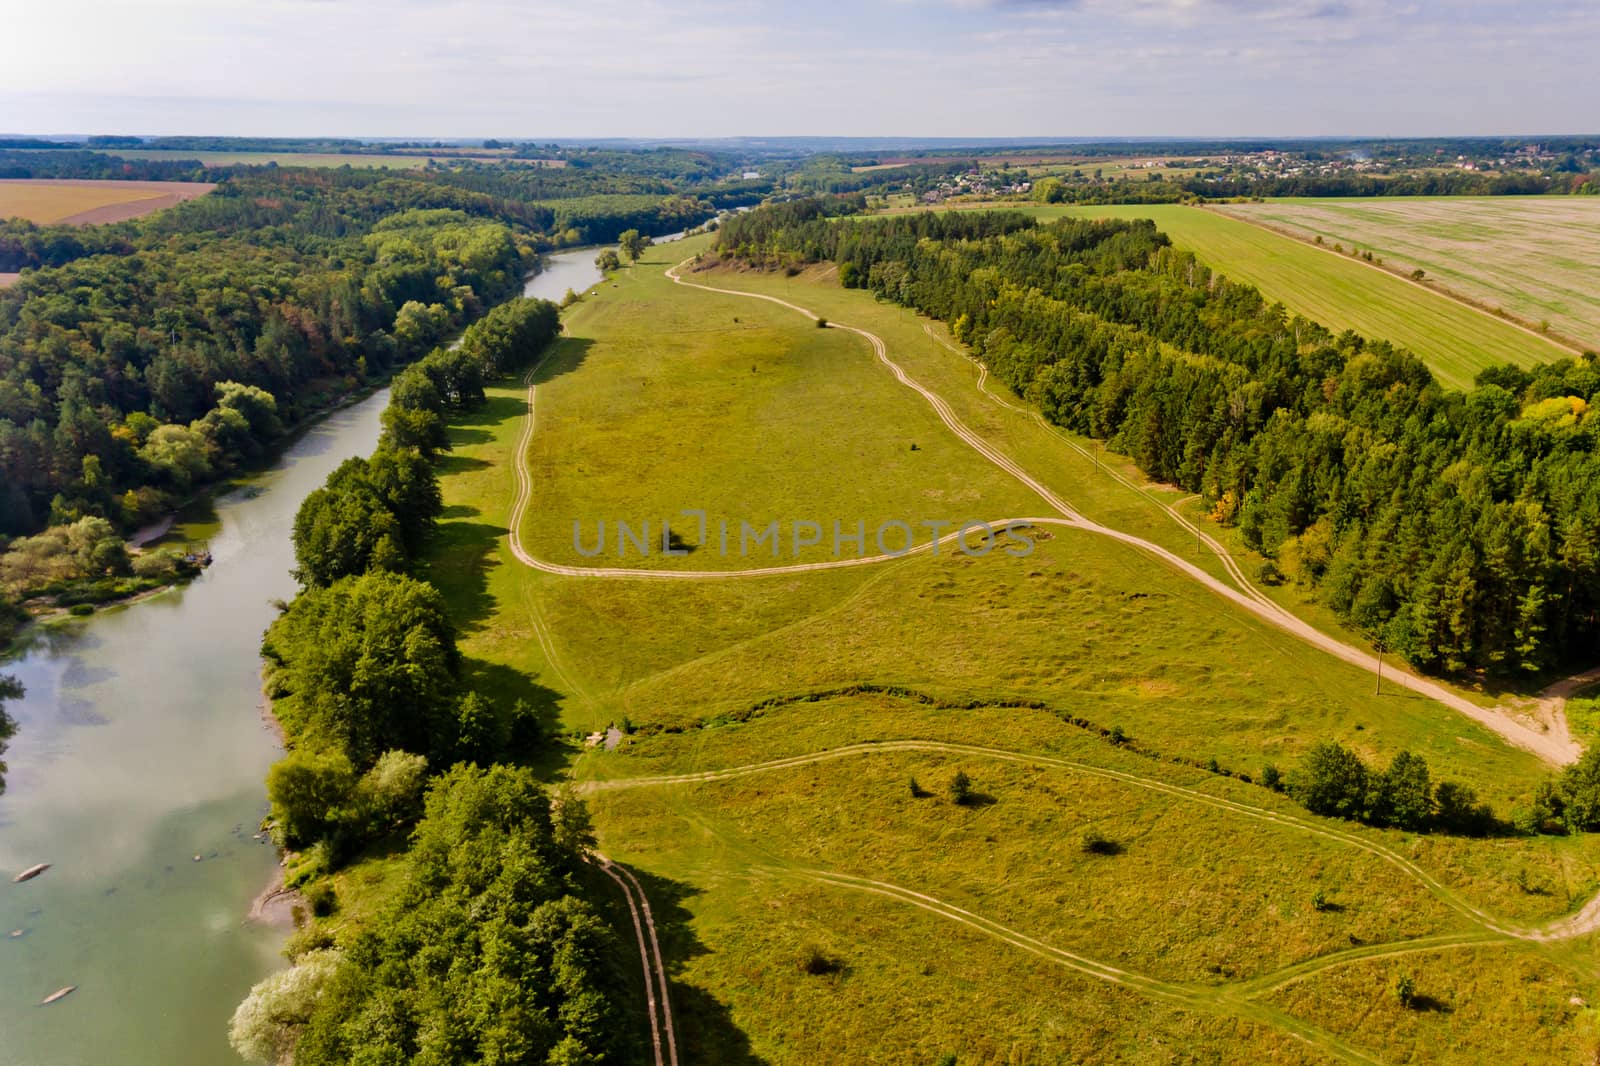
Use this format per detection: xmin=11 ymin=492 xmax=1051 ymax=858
xmin=231 ymin=292 xmax=630 ymax=1063
xmin=0 ymin=154 xmax=732 ymax=551
xmin=718 ymin=203 xmax=1600 ymax=678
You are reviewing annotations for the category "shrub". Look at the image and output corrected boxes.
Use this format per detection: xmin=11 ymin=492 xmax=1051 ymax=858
xmin=815 ymin=317 xmax=828 ymax=329
xmin=304 ymin=881 xmax=337 ymax=918
xmin=1288 ymin=741 xmax=1368 ymax=819
xmin=1260 ymin=764 xmax=1283 ymax=791
xmin=1393 ymin=972 xmax=1417 ymax=1008
xmin=949 ymin=770 xmax=973 ymax=806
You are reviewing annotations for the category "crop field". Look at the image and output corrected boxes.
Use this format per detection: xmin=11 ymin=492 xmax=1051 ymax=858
xmin=83 ymin=149 xmax=438 ymax=168
xmin=1216 ymin=197 xmax=1600 ymax=351
xmin=1031 ymin=204 xmax=1570 ymax=391
xmin=0 ymin=178 xmax=214 ymax=224
xmin=412 ymin=235 xmax=1600 ymax=1062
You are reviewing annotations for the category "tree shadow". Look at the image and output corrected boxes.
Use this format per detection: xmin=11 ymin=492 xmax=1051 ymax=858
xmin=459 ymin=657 xmax=571 ymax=779
xmin=445 ymin=426 xmax=495 ymax=447
xmin=432 ymin=453 xmax=491 ymax=478
xmin=1408 ymin=994 xmax=1452 ymax=1014
xmin=529 ymin=337 xmax=595 ymax=387
xmin=425 ymin=520 xmax=505 ymax=636
xmin=586 ymin=862 xmax=769 ymax=1066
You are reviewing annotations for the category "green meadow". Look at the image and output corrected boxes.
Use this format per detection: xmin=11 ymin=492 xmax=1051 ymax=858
xmin=416 ymin=235 xmax=1600 ymax=1063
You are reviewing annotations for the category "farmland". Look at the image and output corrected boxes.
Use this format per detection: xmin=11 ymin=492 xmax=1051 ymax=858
xmin=1032 ymin=203 xmax=1571 ymax=391
xmin=80 ymin=149 xmax=439 ymax=168
xmin=414 ymin=234 xmax=1600 ymax=1063
xmin=0 ymin=178 xmax=214 ymax=224
xmin=1217 ymin=197 xmax=1600 ymax=351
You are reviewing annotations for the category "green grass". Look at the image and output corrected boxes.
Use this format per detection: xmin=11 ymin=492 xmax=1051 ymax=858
xmin=1026 ymin=204 xmax=1570 ymax=391
xmin=411 ymin=236 xmax=1600 ymax=1063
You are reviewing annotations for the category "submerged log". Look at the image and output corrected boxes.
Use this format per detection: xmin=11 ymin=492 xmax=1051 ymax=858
xmin=12 ymin=863 xmax=50 ymax=884
xmin=39 ymin=986 xmax=76 ymax=1006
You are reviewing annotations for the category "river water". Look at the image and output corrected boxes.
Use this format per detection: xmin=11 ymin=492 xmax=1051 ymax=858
xmin=0 ymin=248 xmax=604 ymax=1065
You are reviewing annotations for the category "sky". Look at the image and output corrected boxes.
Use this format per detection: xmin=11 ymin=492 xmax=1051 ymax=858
xmin=2 ymin=0 xmax=1596 ymax=139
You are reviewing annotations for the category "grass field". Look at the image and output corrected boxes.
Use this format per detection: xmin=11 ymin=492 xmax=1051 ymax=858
xmin=1216 ymin=197 xmax=1600 ymax=352
xmin=404 ymin=235 xmax=1600 ymax=1063
xmin=1029 ymin=204 xmax=1570 ymax=391
xmin=0 ymin=178 xmax=214 ymax=224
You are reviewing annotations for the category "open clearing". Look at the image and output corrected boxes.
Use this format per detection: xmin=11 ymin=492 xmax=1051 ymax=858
xmin=1216 ymin=197 xmax=1600 ymax=352
xmin=415 ymin=236 xmax=1600 ymax=1062
xmin=0 ymin=178 xmax=214 ymax=224
xmin=1023 ymin=204 xmax=1571 ymax=390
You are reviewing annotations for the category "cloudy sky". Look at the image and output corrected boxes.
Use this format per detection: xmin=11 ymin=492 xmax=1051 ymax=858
xmin=2 ymin=0 xmax=1594 ymax=139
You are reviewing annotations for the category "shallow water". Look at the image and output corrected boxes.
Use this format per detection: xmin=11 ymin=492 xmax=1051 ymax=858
xmin=0 ymin=245 xmax=645 ymax=1063
xmin=0 ymin=390 xmax=388 ymax=1065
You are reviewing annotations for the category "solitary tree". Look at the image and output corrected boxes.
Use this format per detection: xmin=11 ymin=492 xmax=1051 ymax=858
xmin=595 ymin=249 xmax=621 ymax=272
xmin=949 ymin=770 xmax=973 ymax=806
xmin=618 ymin=229 xmax=651 ymax=263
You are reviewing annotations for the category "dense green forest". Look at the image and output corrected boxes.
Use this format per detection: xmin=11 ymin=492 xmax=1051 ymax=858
xmin=0 ymin=169 xmax=538 ymax=538
xmin=0 ymin=158 xmax=725 ymax=548
xmin=718 ymin=204 xmax=1600 ymax=678
xmin=233 ymin=293 xmax=633 ymax=1064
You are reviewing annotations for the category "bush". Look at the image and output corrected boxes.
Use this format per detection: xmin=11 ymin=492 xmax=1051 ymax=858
xmin=267 ymin=750 xmax=356 ymax=849
xmin=1260 ymin=764 xmax=1283 ymax=791
xmin=1288 ymin=741 xmax=1368 ymax=819
xmin=304 ymin=881 xmax=337 ymax=918
xmin=1393 ymin=972 xmax=1417 ymax=1008
xmin=949 ymin=770 xmax=973 ymax=806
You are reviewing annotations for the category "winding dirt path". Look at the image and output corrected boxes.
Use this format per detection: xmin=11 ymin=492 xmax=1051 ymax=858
xmin=589 ymin=737 xmax=1600 ymax=943
xmin=507 ymin=263 xmax=1576 ymax=761
xmin=661 ymin=264 xmax=1573 ymax=762
xmin=775 ymin=866 xmax=1384 ymax=1064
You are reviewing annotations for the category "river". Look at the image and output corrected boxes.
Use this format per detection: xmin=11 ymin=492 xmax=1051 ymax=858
xmin=0 ymin=248 xmax=604 ymax=1064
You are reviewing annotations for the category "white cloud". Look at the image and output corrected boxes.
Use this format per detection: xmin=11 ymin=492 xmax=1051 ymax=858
xmin=0 ymin=0 xmax=1594 ymax=136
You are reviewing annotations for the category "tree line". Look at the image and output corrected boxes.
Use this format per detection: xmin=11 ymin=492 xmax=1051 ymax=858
xmin=236 ymin=293 xmax=632 ymax=1063
xmin=718 ymin=205 xmax=1600 ymax=677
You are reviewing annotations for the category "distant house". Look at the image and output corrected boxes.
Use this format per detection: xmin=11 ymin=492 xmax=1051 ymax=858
xmin=742 ymin=170 xmax=760 ymax=180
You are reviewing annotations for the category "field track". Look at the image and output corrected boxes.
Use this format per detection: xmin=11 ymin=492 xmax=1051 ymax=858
xmin=503 ymin=258 xmax=1575 ymax=763
xmin=591 ymin=854 xmax=679 ymax=1066
xmin=594 ymin=737 xmax=1600 ymax=1062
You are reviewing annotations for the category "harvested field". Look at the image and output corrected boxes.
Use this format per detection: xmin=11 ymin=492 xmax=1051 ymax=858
xmin=1219 ymin=197 xmax=1600 ymax=351
xmin=0 ymin=179 xmax=214 ymax=225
